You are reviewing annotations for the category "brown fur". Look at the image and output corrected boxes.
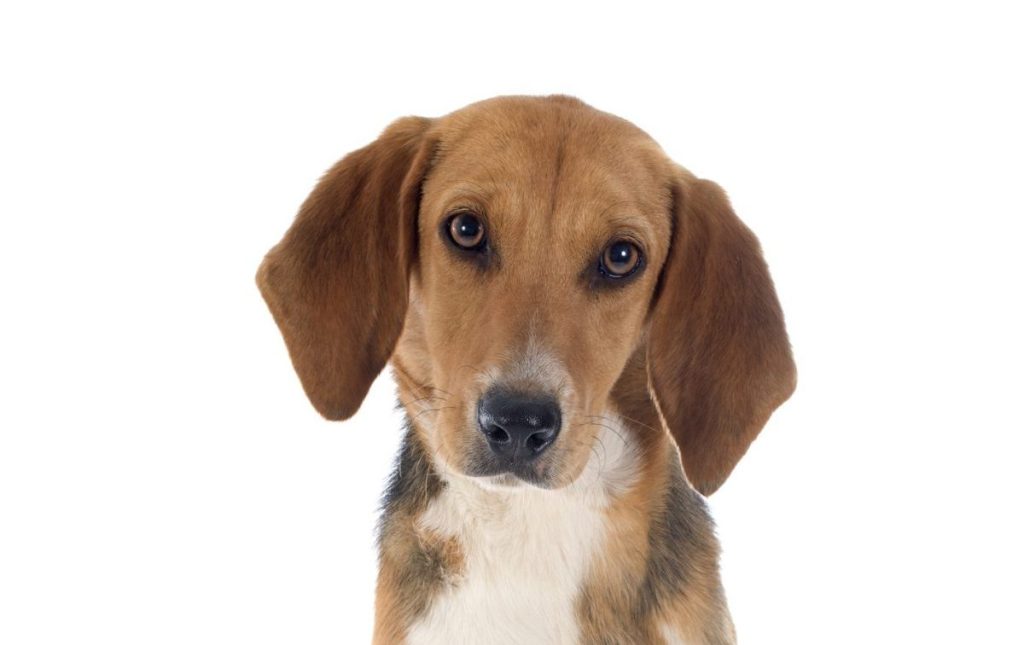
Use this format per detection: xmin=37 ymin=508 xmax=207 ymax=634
xmin=257 ymin=116 xmax=434 ymax=420
xmin=257 ymin=95 xmax=795 ymax=643
xmin=649 ymin=179 xmax=797 ymax=495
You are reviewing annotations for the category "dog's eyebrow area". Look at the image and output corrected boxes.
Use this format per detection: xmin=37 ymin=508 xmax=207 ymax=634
xmin=599 ymin=212 xmax=657 ymax=245
xmin=430 ymin=188 xmax=659 ymax=242
xmin=434 ymin=190 xmax=492 ymax=217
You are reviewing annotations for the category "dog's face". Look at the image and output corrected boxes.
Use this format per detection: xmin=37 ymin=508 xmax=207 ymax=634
xmin=404 ymin=102 xmax=672 ymax=487
xmin=258 ymin=96 xmax=795 ymax=495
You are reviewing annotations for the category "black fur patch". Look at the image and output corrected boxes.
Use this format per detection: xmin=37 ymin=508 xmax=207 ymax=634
xmin=636 ymin=460 xmax=716 ymax=617
xmin=375 ymin=424 xmax=450 ymax=624
xmin=379 ymin=424 xmax=444 ymax=527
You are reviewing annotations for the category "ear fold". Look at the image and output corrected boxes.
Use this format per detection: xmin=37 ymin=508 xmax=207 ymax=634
xmin=256 ymin=116 xmax=434 ymax=420
xmin=648 ymin=174 xmax=796 ymax=495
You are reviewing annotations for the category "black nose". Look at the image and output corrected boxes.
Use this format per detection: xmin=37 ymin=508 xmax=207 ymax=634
xmin=477 ymin=389 xmax=561 ymax=460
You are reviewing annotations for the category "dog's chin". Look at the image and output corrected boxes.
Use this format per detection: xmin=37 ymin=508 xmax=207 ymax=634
xmin=459 ymin=459 xmax=562 ymax=490
xmin=473 ymin=473 xmax=527 ymax=491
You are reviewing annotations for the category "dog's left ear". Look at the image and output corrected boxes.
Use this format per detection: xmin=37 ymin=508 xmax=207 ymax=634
xmin=257 ymin=116 xmax=434 ymax=420
xmin=648 ymin=171 xmax=796 ymax=496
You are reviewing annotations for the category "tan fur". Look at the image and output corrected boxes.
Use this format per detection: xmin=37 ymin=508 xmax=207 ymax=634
xmin=257 ymin=95 xmax=795 ymax=643
xmin=257 ymin=116 xmax=435 ymax=420
xmin=648 ymin=178 xmax=797 ymax=495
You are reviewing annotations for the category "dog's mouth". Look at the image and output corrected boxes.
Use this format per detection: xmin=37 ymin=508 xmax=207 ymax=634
xmin=460 ymin=451 xmax=559 ymax=488
xmin=475 ymin=473 xmax=525 ymax=489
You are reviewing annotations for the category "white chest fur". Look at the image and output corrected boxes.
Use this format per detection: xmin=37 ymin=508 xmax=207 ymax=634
xmin=406 ymin=425 xmax=637 ymax=645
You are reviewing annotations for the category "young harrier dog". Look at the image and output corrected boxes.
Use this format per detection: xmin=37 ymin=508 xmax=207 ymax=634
xmin=258 ymin=95 xmax=795 ymax=644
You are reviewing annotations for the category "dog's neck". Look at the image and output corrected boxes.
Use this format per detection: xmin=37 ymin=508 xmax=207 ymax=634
xmin=378 ymin=410 xmax=662 ymax=642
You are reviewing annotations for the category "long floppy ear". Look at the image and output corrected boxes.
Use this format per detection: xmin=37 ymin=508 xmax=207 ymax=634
xmin=648 ymin=172 xmax=796 ymax=495
xmin=256 ymin=116 xmax=434 ymax=420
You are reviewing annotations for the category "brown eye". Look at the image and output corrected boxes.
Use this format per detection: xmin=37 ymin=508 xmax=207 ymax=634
xmin=599 ymin=240 xmax=642 ymax=278
xmin=447 ymin=212 xmax=486 ymax=250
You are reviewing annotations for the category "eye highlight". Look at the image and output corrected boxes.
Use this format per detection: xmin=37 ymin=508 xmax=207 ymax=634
xmin=446 ymin=211 xmax=486 ymax=250
xmin=599 ymin=240 xmax=642 ymax=279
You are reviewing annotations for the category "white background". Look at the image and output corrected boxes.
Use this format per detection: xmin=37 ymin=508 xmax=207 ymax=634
xmin=2 ymin=2 xmax=1022 ymax=643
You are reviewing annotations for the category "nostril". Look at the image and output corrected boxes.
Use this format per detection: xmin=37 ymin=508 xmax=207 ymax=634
xmin=525 ymin=430 xmax=553 ymax=453
xmin=486 ymin=425 xmax=511 ymax=444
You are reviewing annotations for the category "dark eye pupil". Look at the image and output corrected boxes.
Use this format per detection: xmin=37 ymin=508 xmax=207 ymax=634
xmin=608 ymin=242 xmax=633 ymax=266
xmin=456 ymin=217 xmax=479 ymax=239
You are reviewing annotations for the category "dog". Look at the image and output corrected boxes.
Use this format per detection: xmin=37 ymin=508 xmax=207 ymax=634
xmin=257 ymin=95 xmax=795 ymax=644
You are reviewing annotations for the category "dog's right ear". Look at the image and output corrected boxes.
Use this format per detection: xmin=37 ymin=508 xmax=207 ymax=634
xmin=647 ymin=172 xmax=796 ymax=496
xmin=257 ymin=116 xmax=434 ymax=420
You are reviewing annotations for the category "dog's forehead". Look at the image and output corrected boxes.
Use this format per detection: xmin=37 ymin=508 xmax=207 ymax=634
xmin=425 ymin=97 xmax=670 ymax=236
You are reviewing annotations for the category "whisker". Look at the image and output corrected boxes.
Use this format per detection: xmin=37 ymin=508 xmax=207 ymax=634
xmin=406 ymin=393 xmax=448 ymax=408
xmin=458 ymin=363 xmax=490 ymax=383
xmin=592 ymin=435 xmax=609 ymax=479
xmin=572 ymin=420 xmax=628 ymax=446
xmin=586 ymin=412 xmax=660 ymax=435
xmin=390 ymin=364 xmax=453 ymax=400
xmin=409 ymin=405 xmax=456 ymax=424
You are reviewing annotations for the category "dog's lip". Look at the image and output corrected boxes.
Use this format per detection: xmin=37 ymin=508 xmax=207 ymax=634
xmin=463 ymin=457 xmax=551 ymax=486
xmin=503 ymin=466 xmax=556 ymax=489
xmin=479 ymin=473 xmax=522 ymax=488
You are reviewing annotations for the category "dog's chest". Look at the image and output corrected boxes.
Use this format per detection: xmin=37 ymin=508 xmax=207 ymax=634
xmin=405 ymin=482 xmax=609 ymax=645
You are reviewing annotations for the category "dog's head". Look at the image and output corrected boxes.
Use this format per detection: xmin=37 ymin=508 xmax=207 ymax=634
xmin=258 ymin=96 xmax=795 ymax=495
